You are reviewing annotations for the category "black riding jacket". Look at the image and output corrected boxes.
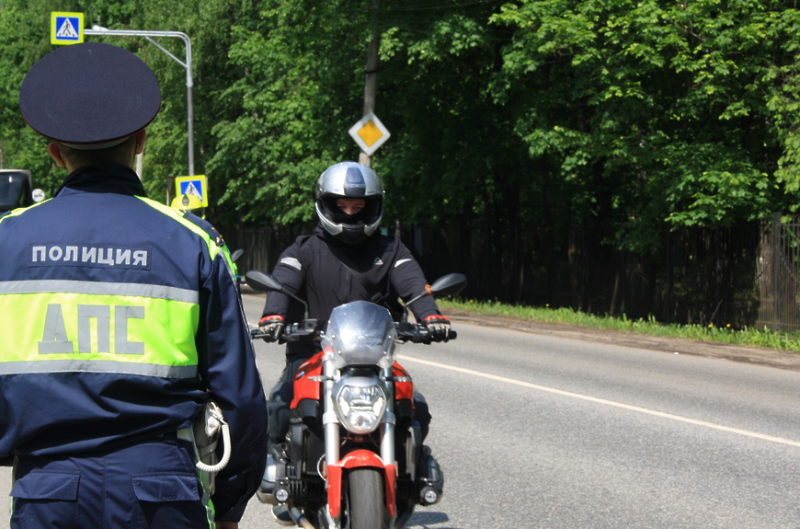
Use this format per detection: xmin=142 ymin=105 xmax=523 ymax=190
xmin=262 ymin=225 xmax=441 ymax=361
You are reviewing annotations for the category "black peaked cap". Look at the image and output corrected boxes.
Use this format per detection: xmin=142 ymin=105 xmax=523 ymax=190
xmin=19 ymin=42 xmax=161 ymax=148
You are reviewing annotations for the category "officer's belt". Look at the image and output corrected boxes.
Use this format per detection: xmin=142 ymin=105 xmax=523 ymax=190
xmin=177 ymin=427 xmax=194 ymax=444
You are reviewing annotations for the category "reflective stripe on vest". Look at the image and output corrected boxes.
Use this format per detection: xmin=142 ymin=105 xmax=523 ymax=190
xmin=0 ymin=280 xmax=199 ymax=377
xmin=136 ymin=197 xmax=239 ymax=284
xmin=0 ymin=200 xmax=48 ymax=225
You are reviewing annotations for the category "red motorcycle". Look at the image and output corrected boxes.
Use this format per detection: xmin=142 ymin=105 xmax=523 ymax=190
xmin=246 ymin=270 xmax=466 ymax=529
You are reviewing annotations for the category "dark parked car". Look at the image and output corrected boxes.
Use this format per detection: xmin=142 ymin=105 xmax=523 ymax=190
xmin=0 ymin=169 xmax=33 ymax=215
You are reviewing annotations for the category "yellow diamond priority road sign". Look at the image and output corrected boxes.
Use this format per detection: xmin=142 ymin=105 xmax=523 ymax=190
xmin=348 ymin=112 xmax=391 ymax=156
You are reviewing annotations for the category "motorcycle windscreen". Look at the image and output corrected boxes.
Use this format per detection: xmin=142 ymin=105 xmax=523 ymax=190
xmin=323 ymin=300 xmax=396 ymax=369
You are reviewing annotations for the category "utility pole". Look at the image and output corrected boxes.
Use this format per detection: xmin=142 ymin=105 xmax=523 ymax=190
xmin=360 ymin=0 xmax=381 ymax=168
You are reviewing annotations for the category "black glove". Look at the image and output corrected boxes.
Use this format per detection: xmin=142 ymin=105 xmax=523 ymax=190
xmin=258 ymin=315 xmax=285 ymax=342
xmin=423 ymin=314 xmax=451 ymax=342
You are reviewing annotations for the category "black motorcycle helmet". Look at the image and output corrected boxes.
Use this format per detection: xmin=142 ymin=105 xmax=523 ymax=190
xmin=314 ymin=161 xmax=384 ymax=244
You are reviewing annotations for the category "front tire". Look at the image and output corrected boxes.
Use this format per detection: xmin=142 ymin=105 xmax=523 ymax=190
xmin=346 ymin=468 xmax=388 ymax=529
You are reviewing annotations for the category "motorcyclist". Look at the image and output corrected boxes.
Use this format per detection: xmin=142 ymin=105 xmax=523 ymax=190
xmin=258 ymin=161 xmax=451 ymax=523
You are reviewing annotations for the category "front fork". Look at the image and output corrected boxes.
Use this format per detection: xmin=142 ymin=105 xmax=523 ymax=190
xmin=324 ymin=361 xmax=398 ymax=525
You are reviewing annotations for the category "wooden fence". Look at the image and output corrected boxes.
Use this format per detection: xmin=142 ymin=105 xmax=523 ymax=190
xmin=227 ymin=216 xmax=800 ymax=334
xmin=756 ymin=214 xmax=800 ymax=333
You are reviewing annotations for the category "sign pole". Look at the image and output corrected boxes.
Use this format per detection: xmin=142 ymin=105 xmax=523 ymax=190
xmin=360 ymin=0 xmax=381 ymax=167
xmin=85 ymin=27 xmax=195 ymax=177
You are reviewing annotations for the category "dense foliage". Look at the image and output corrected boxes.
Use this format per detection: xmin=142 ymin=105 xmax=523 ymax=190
xmin=2 ymin=0 xmax=799 ymax=255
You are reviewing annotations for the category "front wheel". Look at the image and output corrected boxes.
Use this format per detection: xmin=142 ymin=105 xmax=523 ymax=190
xmin=346 ymin=468 xmax=388 ymax=529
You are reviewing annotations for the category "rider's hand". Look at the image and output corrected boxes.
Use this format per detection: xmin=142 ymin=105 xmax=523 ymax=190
xmin=259 ymin=315 xmax=285 ymax=341
xmin=423 ymin=314 xmax=451 ymax=342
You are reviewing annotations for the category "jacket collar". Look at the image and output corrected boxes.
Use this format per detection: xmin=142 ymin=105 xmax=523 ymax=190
xmin=56 ymin=164 xmax=146 ymax=197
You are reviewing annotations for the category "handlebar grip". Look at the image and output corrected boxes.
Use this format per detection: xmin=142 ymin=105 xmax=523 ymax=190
xmin=410 ymin=334 xmax=432 ymax=344
xmin=249 ymin=329 xmax=279 ymax=343
xmin=395 ymin=324 xmax=456 ymax=344
xmin=423 ymin=329 xmax=457 ymax=343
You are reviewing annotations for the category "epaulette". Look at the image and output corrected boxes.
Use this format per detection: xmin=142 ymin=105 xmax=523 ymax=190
xmin=184 ymin=214 xmax=226 ymax=247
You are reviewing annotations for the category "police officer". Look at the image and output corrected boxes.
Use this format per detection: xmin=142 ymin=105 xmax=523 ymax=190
xmin=258 ymin=161 xmax=450 ymax=523
xmin=0 ymin=42 xmax=267 ymax=529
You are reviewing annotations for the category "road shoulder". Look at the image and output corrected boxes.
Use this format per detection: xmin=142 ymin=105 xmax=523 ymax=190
xmin=443 ymin=308 xmax=800 ymax=372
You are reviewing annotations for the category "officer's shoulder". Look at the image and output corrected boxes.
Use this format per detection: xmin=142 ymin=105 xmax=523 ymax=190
xmin=0 ymin=200 xmax=49 ymax=225
xmin=181 ymin=213 xmax=228 ymax=249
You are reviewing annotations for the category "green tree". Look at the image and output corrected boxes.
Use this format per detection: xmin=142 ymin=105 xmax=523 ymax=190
xmin=206 ymin=0 xmax=375 ymax=227
xmin=0 ymin=0 xmax=65 ymax=197
xmin=490 ymin=0 xmax=794 ymax=253
xmin=4 ymin=0 xmax=800 ymax=262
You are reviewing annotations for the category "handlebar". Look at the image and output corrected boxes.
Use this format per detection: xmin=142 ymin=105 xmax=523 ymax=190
xmin=250 ymin=320 xmax=457 ymax=344
xmin=394 ymin=321 xmax=457 ymax=344
xmin=250 ymin=319 xmax=326 ymax=344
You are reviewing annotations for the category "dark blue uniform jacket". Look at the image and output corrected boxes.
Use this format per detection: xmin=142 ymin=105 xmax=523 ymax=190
xmin=0 ymin=164 xmax=267 ymax=521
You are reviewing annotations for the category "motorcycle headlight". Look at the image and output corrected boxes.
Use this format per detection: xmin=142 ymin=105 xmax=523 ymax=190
xmin=333 ymin=377 xmax=388 ymax=434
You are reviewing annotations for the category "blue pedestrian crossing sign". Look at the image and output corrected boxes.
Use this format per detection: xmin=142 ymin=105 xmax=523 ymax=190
xmin=175 ymin=175 xmax=208 ymax=208
xmin=51 ymin=12 xmax=84 ymax=45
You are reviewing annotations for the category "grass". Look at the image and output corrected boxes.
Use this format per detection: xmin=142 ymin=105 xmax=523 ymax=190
xmin=438 ymin=298 xmax=800 ymax=353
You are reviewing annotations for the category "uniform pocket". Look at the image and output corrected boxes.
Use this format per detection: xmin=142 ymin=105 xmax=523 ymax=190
xmin=132 ymin=473 xmax=207 ymax=528
xmin=132 ymin=473 xmax=200 ymax=502
xmin=11 ymin=470 xmax=80 ymax=528
xmin=11 ymin=470 xmax=80 ymax=500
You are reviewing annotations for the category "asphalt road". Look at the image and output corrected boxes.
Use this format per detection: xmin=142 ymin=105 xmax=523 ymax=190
xmin=240 ymin=294 xmax=800 ymax=528
xmin=2 ymin=293 xmax=800 ymax=528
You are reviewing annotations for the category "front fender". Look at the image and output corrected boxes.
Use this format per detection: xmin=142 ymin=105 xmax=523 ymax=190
xmin=327 ymin=449 xmax=397 ymax=519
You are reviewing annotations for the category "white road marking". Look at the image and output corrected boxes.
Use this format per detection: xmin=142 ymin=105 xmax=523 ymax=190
xmin=398 ymin=354 xmax=800 ymax=448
